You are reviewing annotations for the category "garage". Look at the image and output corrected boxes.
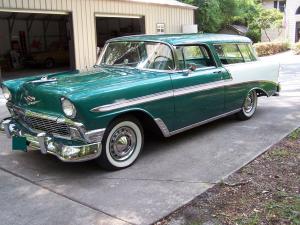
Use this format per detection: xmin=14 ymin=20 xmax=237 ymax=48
xmin=96 ymin=15 xmax=145 ymax=49
xmin=0 ymin=11 xmax=75 ymax=80
xmin=0 ymin=0 xmax=196 ymax=75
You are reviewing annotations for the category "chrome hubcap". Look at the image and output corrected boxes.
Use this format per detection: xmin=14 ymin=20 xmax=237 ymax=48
xmin=244 ymin=91 xmax=256 ymax=113
xmin=109 ymin=127 xmax=137 ymax=161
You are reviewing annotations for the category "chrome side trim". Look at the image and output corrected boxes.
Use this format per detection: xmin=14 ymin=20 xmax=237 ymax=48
xmin=154 ymin=118 xmax=171 ymax=137
xmin=90 ymin=79 xmax=278 ymax=113
xmin=174 ymin=79 xmax=230 ymax=97
xmin=154 ymin=109 xmax=241 ymax=137
xmin=91 ymin=91 xmax=173 ymax=112
xmin=170 ymin=109 xmax=241 ymax=136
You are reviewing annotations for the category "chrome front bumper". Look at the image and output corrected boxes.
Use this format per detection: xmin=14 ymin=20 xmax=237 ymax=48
xmin=0 ymin=118 xmax=103 ymax=162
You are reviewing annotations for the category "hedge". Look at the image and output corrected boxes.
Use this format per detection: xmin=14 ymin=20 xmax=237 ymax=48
xmin=294 ymin=42 xmax=300 ymax=55
xmin=253 ymin=42 xmax=289 ymax=57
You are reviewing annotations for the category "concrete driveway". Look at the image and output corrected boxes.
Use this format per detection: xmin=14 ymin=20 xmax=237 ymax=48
xmin=0 ymin=52 xmax=300 ymax=225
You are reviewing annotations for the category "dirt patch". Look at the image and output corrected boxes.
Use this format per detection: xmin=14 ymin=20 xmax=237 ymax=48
xmin=155 ymin=128 xmax=300 ymax=225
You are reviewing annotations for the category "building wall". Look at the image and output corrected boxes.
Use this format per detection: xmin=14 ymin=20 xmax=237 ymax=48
xmin=285 ymin=0 xmax=300 ymax=43
xmin=262 ymin=0 xmax=300 ymax=44
xmin=0 ymin=0 xmax=194 ymax=69
xmin=261 ymin=0 xmax=286 ymax=42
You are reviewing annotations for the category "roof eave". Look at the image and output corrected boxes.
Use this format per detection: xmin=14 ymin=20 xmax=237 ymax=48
xmin=119 ymin=0 xmax=198 ymax=10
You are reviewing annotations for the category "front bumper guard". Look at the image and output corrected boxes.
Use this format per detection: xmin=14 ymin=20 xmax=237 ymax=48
xmin=0 ymin=118 xmax=102 ymax=162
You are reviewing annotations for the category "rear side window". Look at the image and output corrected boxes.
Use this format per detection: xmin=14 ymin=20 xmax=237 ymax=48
xmin=214 ymin=43 xmax=256 ymax=64
xmin=175 ymin=45 xmax=216 ymax=70
xmin=238 ymin=44 xmax=256 ymax=62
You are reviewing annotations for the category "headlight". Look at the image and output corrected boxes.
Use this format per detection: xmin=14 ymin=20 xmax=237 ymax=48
xmin=1 ymin=86 xmax=11 ymax=100
xmin=61 ymin=98 xmax=76 ymax=118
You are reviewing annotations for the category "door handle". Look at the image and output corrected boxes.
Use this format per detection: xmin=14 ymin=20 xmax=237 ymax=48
xmin=213 ymin=70 xmax=222 ymax=74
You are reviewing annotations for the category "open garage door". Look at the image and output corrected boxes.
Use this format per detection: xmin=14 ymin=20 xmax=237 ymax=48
xmin=95 ymin=15 xmax=145 ymax=50
xmin=0 ymin=11 xmax=75 ymax=80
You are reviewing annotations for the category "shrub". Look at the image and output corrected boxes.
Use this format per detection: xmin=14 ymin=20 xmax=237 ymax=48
xmin=293 ymin=42 xmax=300 ymax=55
xmin=253 ymin=42 xmax=290 ymax=56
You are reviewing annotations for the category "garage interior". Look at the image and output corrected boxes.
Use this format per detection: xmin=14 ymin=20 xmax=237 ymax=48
xmin=96 ymin=16 xmax=145 ymax=50
xmin=0 ymin=11 xmax=75 ymax=80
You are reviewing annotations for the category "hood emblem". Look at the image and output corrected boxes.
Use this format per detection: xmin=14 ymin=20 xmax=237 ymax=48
xmin=30 ymin=76 xmax=57 ymax=84
xmin=24 ymin=95 xmax=40 ymax=105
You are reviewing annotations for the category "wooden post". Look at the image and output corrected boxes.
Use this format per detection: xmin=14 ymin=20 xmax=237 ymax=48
xmin=26 ymin=14 xmax=35 ymax=54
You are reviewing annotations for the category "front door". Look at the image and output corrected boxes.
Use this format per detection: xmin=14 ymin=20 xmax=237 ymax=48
xmin=171 ymin=44 xmax=228 ymax=130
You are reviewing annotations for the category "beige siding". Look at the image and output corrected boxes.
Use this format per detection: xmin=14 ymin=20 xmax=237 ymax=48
xmin=0 ymin=0 xmax=194 ymax=69
xmin=286 ymin=0 xmax=300 ymax=43
xmin=262 ymin=0 xmax=300 ymax=44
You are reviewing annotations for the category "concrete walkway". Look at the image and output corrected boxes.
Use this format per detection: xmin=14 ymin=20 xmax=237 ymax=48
xmin=0 ymin=52 xmax=299 ymax=225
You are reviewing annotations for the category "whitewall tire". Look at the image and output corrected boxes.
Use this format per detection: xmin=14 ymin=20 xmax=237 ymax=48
xmin=237 ymin=90 xmax=258 ymax=120
xmin=96 ymin=116 xmax=144 ymax=170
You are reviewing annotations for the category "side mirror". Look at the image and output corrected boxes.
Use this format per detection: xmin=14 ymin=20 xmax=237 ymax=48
xmin=188 ymin=63 xmax=197 ymax=72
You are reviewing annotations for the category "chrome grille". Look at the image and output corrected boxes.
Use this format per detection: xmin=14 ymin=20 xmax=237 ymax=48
xmin=20 ymin=114 xmax=70 ymax=136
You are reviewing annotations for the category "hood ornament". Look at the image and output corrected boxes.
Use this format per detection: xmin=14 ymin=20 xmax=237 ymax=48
xmin=30 ymin=76 xmax=57 ymax=84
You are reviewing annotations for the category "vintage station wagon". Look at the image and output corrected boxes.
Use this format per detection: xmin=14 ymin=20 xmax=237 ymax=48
xmin=0 ymin=34 xmax=280 ymax=170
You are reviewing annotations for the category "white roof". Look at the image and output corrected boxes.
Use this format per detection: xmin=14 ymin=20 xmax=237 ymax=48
xmin=121 ymin=0 xmax=197 ymax=9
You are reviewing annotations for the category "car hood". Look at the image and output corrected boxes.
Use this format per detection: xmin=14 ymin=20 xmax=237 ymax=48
xmin=43 ymin=67 xmax=148 ymax=93
xmin=6 ymin=66 xmax=160 ymax=115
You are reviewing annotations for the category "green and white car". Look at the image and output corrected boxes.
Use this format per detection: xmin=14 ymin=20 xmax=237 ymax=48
xmin=0 ymin=34 xmax=280 ymax=170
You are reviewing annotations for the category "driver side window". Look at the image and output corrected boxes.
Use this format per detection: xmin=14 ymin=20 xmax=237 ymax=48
xmin=175 ymin=45 xmax=216 ymax=70
xmin=141 ymin=43 xmax=175 ymax=71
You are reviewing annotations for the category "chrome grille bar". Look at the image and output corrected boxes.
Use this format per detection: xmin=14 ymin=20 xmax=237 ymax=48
xmin=11 ymin=107 xmax=71 ymax=137
xmin=21 ymin=115 xmax=70 ymax=136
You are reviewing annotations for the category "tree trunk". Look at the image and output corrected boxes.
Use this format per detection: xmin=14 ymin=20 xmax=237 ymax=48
xmin=264 ymin=29 xmax=271 ymax=42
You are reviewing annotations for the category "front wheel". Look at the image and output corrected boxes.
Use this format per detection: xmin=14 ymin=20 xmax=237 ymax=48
xmin=236 ymin=90 xmax=258 ymax=120
xmin=96 ymin=116 xmax=144 ymax=170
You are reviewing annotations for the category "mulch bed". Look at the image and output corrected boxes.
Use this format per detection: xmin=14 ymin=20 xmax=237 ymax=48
xmin=155 ymin=129 xmax=300 ymax=225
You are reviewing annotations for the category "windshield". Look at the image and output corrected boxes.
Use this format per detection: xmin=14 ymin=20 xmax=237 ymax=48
xmin=97 ymin=41 xmax=175 ymax=71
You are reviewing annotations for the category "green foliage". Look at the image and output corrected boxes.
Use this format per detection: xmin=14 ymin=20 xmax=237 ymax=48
xmin=256 ymin=8 xmax=283 ymax=31
xmin=180 ymin=0 xmax=283 ymax=43
xmin=178 ymin=0 xmax=263 ymax=42
xmin=235 ymin=193 xmax=300 ymax=225
xmin=266 ymin=193 xmax=300 ymax=224
xmin=289 ymin=128 xmax=300 ymax=140
xmin=269 ymin=148 xmax=297 ymax=158
xmin=255 ymin=8 xmax=283 ymax=41
xmin=235 ymin=213 xmax=260 ymax=225
xmin=294 ymin=42 xmax=300 ymax=55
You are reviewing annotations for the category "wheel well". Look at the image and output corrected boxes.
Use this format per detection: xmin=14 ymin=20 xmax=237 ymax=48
xmin=254 ymin=88 xmax=269 ymax=97
xmin=112 ymin=110 xmax=165 ymax=137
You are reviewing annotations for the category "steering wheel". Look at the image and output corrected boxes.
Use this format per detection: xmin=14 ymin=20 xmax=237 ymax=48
xmin=152 ymin=56 xmax=172 ymax=70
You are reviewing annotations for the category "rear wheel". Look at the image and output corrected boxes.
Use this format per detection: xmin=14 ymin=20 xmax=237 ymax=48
xmin=96 ymin=116 xmax=144 ymax=170
xmin=236 ymin=90 xmax=258 ymax=120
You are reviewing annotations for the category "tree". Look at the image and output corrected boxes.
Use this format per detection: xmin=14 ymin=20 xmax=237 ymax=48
xmin=255 ymin=8 xmax=283 ymax=41
xmin=233 ymin=0 xmax=263 ymax=42
xmin=178 ymin=0 xmax=260 ymax=33
xmin=180 ymin=0 xmax=240 ymax=33
xmin=179 ymin=0 xmax=282 ymax=43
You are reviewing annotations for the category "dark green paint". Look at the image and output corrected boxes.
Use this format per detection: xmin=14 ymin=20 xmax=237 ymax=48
xmin=1 ymin=34 xmax=277 ymax=143
xmin=12 ymin=136 xmax=27 ymax=151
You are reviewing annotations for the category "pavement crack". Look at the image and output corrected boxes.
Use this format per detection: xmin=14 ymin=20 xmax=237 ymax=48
xmin=100 ymin=176 xmax=216 ymax=185
xmin=0 ymin=166 xmax=136 ymax=225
